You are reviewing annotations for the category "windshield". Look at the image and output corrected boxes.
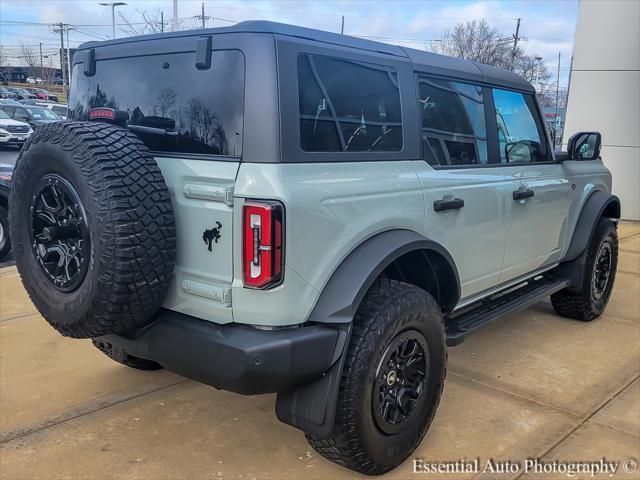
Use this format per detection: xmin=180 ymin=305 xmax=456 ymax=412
xmin=27 ymin=107 xmax=60 ymax=120
xmin=0 ymin=110 xmax=11 ymax=119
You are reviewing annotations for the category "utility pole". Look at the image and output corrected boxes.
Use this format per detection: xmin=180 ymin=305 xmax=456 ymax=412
xmin=554 ymin=51 xmax=561 ymax=121
xmin=53 ymin=23 xmax=68 ymax=96
xmin=340 ymin=15 xmax=344 ymax=34
xmin=195 ymin=2 xmax=210 ymax=29
xmin=161 ymin=11 xmax=164 ymax=33
xmin=172 ymin=0 xmax=179 ymax=32
xmin=510 ymin=17 xmax=521 ymax=71
xmin=39 ymin=43 xmax=44 ymax=81
xmin=66 ymin=27 xmax=73 ymax=87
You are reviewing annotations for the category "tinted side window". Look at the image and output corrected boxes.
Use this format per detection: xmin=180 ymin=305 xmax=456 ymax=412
xmin=298 ymin=54 xmax=402 ymax=152
xmin=492 ymin=89 xmax=549 ymax=163
xmin=70 ymin=50 xmax=245 ymax=157
xmin=418 ymin=77 xmax=487 ymax=166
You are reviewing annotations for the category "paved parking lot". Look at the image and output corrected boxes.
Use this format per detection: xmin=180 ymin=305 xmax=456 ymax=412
xmin=0 ymin=146 xmax=19 ymax=166
xmin=1 ymin=223 xmax=638 ymax=479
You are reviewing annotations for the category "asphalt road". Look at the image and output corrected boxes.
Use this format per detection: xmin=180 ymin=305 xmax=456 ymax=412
xmin=0 ymin=145 xmax=20 ymax=166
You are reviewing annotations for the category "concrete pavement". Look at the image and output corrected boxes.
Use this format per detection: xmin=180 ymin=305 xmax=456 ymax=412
xmin=1 ymin=223 xmax=638 ymax=479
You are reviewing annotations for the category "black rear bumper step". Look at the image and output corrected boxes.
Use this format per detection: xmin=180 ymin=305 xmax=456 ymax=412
xmin=446 ymin=277 xmax=569 ymax=346
xmin=97 ymin=309 xmax=342 ymax=395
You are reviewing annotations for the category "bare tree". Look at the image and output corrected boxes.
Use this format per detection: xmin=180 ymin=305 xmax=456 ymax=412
xmin=40 ymin=57 xmax=58 ymax=86
xmin=433 ymin=20 xmax=556 ymax=103
xmin=433 ymin=20 xmax=515 ymax=68
xmin=118 ymin=9 xmax=166 ymax=36
xmin=20 ymin=41 xmax=41 ymax=79
xmin=155 ymin=88 xmax=177 ymax=117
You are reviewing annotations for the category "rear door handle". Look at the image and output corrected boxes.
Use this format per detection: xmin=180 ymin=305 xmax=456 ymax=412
xmin=513 ymin=189 xmax=534 ymax=200
xmin=434 ymin=198 xmax=464 ymax=212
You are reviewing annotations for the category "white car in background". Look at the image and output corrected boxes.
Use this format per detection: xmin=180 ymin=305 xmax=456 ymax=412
xmin=38 ymin=102 xmax=68 ymax=120
xmin=0 ymin=108 xmax=32 ymax=147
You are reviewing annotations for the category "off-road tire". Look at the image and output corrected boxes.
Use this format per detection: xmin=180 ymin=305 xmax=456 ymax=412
xmin=92 ymin=339 xmax=162 ymax=370
xmin=0 ymin=206 xmax=10 ymax=260
xmin=9 ymin=122 xmax=176 ymax=338
xmin=551 ymin=217 xmax=618 ymax=321
xmin=306 ymin=279 xmax=446 ymax=475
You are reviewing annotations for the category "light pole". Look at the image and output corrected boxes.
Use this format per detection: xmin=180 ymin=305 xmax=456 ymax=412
xmin=99 ymin=2 xmax=127 ymax=39
xmin=534 ymin=56 xmax=543 ymax=91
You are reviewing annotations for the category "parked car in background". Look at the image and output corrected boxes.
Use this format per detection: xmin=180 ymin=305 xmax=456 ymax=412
xmin=0 ymin=162 xmax=12 ymax=260
xmin=0 ymin=99 xmax=23 ymax=107
xmin=6 ymin=87 xmax=37 ymax=100
xmin=0 ymin=104 xmax=62 ymax=129
xmin=46 ymin=103 xmax=68 ymax=119
xmin=26 ymin=77 xmax=43 ymax=84
xmin=0 ymin=109 xmax=32 ymax=147
xmin=23 ymin=101 xmax=68 ymax=120
xmin=0 ymin=87 xmax=18 ymax=100
xmin=25 ymin=88 xmax=58 ymax=103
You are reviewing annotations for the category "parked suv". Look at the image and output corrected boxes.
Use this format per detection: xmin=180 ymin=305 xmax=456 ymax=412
xmin=0 ymin=108 xmax=32 ymax=147
xmin=9 ymin=22 xmax=620 ymax=475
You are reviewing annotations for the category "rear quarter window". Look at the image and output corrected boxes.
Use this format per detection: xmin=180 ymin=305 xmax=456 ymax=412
xmin=70 ymin=50 xmax=245 ymax=157
xmin=297 ymin=54 xmax=402 ymax=152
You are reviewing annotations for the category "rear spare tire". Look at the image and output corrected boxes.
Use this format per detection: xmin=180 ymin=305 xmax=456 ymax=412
xmin=9 ymin=122 xmax=176 ymax=338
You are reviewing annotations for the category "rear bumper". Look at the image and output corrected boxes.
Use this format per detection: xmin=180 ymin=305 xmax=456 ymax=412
xmin=97 ymin=309 xmax=341 ymax=395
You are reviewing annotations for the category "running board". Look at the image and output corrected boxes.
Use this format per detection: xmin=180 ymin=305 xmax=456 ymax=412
xmin=446 ymin=277 xmax=569 ymax=346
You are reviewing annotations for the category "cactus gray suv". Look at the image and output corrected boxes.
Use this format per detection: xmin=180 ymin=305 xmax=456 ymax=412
xmin=9 ymin=21 xmax=620 ymax=475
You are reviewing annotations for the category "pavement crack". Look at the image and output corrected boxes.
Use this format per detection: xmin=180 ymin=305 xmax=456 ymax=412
xmin=0 ymin=378 xmax=190 ymax=445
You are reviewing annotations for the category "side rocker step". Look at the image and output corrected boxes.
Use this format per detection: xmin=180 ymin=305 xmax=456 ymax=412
xmin=446 ymin=276 xmax=569 ymax=346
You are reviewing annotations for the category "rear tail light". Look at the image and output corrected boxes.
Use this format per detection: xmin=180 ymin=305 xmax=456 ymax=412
xmin=243 ymin=201 xmax=284 ymax=289
xmin=88 ymin=108 xmax=129 ymax=124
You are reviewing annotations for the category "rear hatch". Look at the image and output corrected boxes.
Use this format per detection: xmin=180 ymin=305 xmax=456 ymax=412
xmin=69 ymin=43 xmax=246 ymax=323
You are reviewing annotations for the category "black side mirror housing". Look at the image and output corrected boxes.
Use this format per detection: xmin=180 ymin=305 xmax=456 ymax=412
xmin=567 ymin=131 xmax=602 ymax=160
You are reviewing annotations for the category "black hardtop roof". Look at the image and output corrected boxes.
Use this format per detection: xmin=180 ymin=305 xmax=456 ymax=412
xmin=78 ymin=20 xmax=533 ymax=92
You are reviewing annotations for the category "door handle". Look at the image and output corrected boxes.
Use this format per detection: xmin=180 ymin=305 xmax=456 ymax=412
xmin=434 ymin=198 xmax=464 ymax=212
xmin=513 ymin=189 xmax=534 ymax=200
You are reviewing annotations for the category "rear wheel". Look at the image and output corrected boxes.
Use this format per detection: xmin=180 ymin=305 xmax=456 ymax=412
xmin=551 ymin=217 xmax=618 ymax=321
xmin=306 ymin=279 xmax=446 ymax=475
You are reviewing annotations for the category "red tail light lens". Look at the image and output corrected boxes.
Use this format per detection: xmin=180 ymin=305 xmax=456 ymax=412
xmin=89 ymin=108 xmax=116 ymax=120
xmin=243 ymin=201 xmax=284 ymax=289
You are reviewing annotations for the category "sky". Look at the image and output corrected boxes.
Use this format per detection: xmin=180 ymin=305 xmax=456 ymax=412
xmin=0 ymin=0 xmax=579 ymax=87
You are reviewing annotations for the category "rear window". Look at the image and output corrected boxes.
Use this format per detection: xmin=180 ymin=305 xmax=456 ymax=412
xmin=297 ymin=54 xmax=402 ymax=152
xmin=51 ymin=105 xmax=67 ymax=116
xmin=70 ymin=50 xmax=245 ymax=157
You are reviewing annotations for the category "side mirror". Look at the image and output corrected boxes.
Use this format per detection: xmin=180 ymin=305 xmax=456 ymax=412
xmin=567 ymin=131 xmax=602 ymax=160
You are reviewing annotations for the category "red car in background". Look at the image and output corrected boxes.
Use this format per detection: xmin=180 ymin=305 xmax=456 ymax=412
xmin=25 ymin=88 xmax=59 ymax=103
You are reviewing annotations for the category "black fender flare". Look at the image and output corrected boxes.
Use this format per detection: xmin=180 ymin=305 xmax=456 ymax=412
xmin=275 ymin=229 xmax=460 ymax=437
xmin=552 ymin=190 xmax=620 ymax=291
xmin=564 ymin=190 xmax=620 ymax=263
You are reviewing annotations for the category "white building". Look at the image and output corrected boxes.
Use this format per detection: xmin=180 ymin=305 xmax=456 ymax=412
xmin=563 ymin=0 xmax=640 ymax=220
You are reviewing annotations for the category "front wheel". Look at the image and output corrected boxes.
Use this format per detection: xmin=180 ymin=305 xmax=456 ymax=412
xmin=551 ymin=217 xmax=618 ymax=321
xmin=306 ymin=279 xmax=446 ymax=475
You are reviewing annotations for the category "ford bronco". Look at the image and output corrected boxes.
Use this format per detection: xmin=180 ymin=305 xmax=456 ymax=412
xmin=9 ymin=21 xmax=620 ymax=475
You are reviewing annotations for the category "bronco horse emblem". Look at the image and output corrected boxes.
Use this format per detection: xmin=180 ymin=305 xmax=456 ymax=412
xmin=202 ymin=222 xmax=222 ymax=252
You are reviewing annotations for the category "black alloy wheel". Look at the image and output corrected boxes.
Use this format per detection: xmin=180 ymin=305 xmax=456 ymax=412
xmin=29 ymin=173 xmax=90 ymax=292
xmin=373 ymin=329 xmax=428 ymax=435
xmin=592 ymin=241 xmax=612 ymax=300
